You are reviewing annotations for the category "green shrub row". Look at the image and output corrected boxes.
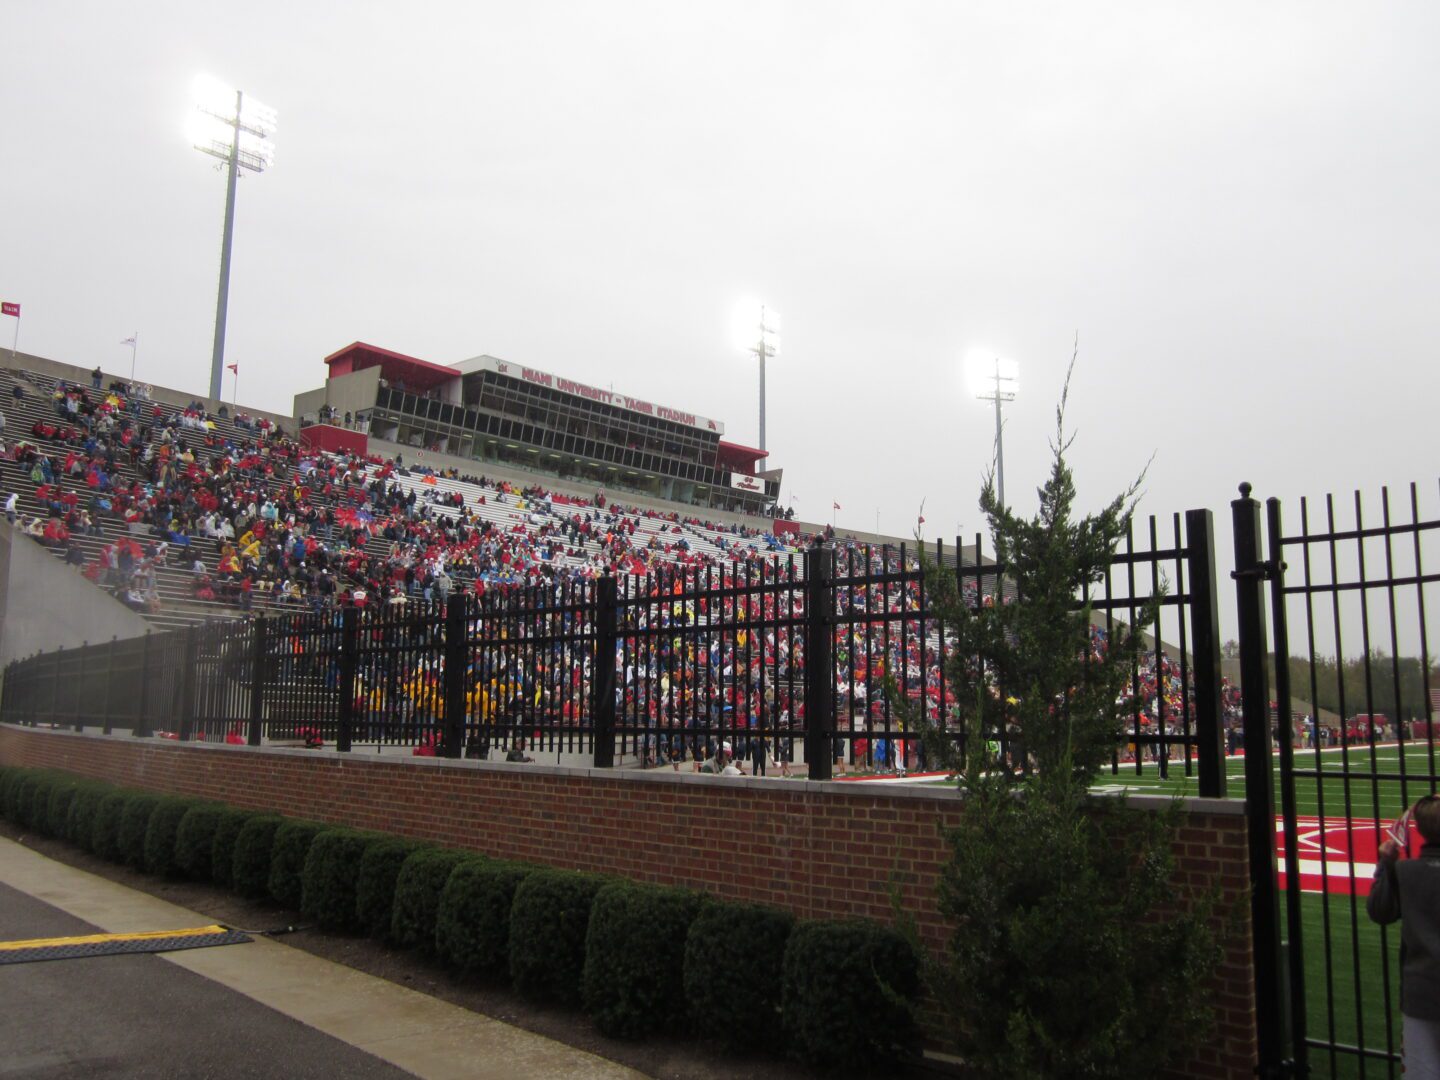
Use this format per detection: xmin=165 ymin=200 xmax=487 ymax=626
xmin=393 ymin=847 xmax=470 ymax=952
xmin=511 ymin=868 xmax=609 ymax=1006
xmin=210 ymin=807 xmax=256 ymax=889
xmin=302 ymin=828 xmax=382 ymax=932
xmin=0 ymin=765 xmax=918 ymax=1068
xmin=436 ymin=859 xmax=534 ymax=978
xmin=270 ymin=820 xmax=326 ymax=910
xmin=356 ymin=838 xmax=425 ymax=939
xmin=583 ymin=879 xmax=703 ymax=1038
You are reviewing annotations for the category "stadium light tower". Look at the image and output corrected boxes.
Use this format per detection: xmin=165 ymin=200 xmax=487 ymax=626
xmin=189 ymin=75 xmax=276 ymax=403
xmin=975 ymin=357 xmax=1017 ymax=508
xmin=743 ymin=304 xmax=780 ymax=453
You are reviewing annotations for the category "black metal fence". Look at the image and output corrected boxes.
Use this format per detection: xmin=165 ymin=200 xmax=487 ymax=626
xmin=1235 ymin=481 xmax=1440 ymax=1078
xmin=11 ymin=479 xmax=1440 ymax=1076
xmin=0 ymin=515 xmax=1225 ymax=791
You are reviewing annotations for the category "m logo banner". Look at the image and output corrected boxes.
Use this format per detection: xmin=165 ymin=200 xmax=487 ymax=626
xmin=1275 ymin=815 xmax=1421 ymax=896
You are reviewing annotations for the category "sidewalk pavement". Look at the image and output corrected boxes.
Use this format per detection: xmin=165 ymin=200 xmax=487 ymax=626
xmin=0 ymin=837 xmax=645 ymax=1080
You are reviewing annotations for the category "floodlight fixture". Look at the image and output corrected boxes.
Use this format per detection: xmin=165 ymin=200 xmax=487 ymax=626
xmin=742 ymin=303 xmax=780 ymax=453
xmin=975 ymin=357 xmax=1018 ymax=509
xmin=965 ymin=352 xmax=1017 ymax=397
xmin=191 ymin=74 xmax=277 ymax=402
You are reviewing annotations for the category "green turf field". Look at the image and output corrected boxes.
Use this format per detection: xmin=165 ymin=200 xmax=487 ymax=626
xmin=1297 ymin=890 xmax=1404 ymax=1079
xmin=1093 ymin=742 xmax=1438 ymax=822
xmin=1092 ymin=742 xmax=1437 ymax=1078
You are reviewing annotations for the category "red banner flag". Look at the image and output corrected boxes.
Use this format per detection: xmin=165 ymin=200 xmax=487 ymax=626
xmin=227 ymin=363 xmax=238 ymax=374
xmin=1 ymin=302 xmax=18 ymax=318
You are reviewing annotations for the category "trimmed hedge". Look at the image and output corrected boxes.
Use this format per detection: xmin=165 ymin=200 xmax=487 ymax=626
xmin=144 ymin=796 xmax=203 ymax=878
xmin=232 ymin=815 xmax=285 ymax=899
xmin=66 ymin=782 xmax=111 ymax=849
xmin=44 ymin=775 xmax=86 ymax=839
xmin=17 ymin=772 xmax=47 ymax=830
xmin=0 ymin=764 xmax=923 ymax=1076
xmin=583 ymin=882 xmax=706 ymax=1039
xmin=780 ymin=920 xmax=920 ymax=1069
xmin=117 ymin=792 xmax=163 ymax=869
xmin=91 ymin=790 xmax=131 ymax=862
xmin=509 ymin=869 xmax=608 ymax=1006
xmin=174 ymin=803 xmax=226 ymax=880
xmin=684 ymin=901 xmax=795 ymax=1050
xmin=301 ymin=829 xmax=384 ymax=931
xmin=391 ymin=848 xmax=469 ymax=952
xmin=355 ymin=838 xmax=427 ymax=941
xmin=268 ymin=820 xmax=327 ymax=909
xmin=0 ymin=767 xmax=25 ymax=821
xmin=210 ymin=807 xmax=258 ymax=889
xmin=436 ymin=859 xmax=536 ymax=977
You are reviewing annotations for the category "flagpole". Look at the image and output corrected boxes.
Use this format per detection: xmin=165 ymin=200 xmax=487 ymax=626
xmin=128 ymin=332 xmax=138 ymax=386
xmin=9 ymin=315 xmax=16 ymax=369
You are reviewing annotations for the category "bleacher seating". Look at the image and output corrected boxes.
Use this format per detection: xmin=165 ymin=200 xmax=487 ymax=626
xmin=0 ymin=360 xmax=1221 ymax=773
xmin=0 ymin=364 xmax=827 ymax=633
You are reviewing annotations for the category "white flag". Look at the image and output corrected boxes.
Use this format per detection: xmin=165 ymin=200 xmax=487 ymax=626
xmin=120 ymin=336 xmax=137 ymax=346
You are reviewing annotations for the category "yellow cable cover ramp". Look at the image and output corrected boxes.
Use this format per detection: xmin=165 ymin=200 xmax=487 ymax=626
xmin=0 ymin=924 xmax=251 ymax=963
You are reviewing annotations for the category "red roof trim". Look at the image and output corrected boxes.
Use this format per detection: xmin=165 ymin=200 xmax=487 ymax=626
xmin=323 ymin=341 xmax=458 ymax=379
xmin=324 ymin=342 xmax=459 ymax=391
xmin=717 ymin=440 xmax=768 ymax=462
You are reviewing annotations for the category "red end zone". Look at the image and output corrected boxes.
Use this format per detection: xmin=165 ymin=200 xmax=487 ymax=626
xmin=1276 ymin=817 xmax=1421 ymax=896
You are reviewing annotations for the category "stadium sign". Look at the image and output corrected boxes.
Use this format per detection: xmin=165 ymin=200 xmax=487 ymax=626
xmin=466 ymin=356 xmax=724 ymax=435
xmin=729 ymin=473 xmax=764 ymax=493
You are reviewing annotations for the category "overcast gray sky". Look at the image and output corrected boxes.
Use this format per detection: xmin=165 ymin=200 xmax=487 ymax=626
xmin=3 ymin=1 xmax=1438 ymax=644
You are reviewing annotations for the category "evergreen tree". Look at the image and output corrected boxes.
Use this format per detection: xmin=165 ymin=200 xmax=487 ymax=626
xmin=893 ymin=361 xmax=1222 ymax=1078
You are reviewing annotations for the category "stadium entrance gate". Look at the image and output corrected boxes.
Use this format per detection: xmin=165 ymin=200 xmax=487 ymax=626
xmin=1233 ymin=481 xmax=1439 ymax=1079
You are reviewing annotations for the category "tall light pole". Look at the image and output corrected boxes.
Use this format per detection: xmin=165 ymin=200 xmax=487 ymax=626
xmin=120 ymin=333 xmax=138 ymax=385
xmin=190 ymin=75 xmax=276 ymax=403
xmin=976 ymin=358 xmax=1017 ymax=508
xmin=748 ymin=305 xmax=779 ymax=453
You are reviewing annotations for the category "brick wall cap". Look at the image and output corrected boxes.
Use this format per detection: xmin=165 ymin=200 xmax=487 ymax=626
xmin=1090 ymin=788 xmax=1246 ymax=816
xmin=0 ymin=724 xmax=1247 ymax=817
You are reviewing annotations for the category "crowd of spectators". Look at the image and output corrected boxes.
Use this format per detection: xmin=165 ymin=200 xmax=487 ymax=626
xmin=4 ymin=370 xmax=832 ymax=622
xmin=3 ymin=365 xmax=1247 ymax=774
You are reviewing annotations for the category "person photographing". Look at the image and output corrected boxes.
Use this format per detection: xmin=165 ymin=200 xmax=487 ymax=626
xmin=1368 ymin=794 xmax=1440 ymax=1077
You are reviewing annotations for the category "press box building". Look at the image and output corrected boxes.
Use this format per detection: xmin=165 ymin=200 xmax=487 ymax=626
xmin=294 ymin=342 xmax=781 ymax=514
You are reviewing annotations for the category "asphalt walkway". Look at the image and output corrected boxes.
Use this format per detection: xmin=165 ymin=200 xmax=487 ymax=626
xmin=0 ymin=837 xmax=644 ymax=1080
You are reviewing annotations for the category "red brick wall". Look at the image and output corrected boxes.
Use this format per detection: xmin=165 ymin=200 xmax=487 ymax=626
xmin=0 ymin=725 xmax=1258 ymax=1077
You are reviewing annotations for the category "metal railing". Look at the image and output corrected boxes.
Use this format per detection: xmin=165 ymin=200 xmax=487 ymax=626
xmin=1 ymin=515 xmax=1225 ymax=791
xmin=1235 ymin=481 xmax=1440 ymax=1078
